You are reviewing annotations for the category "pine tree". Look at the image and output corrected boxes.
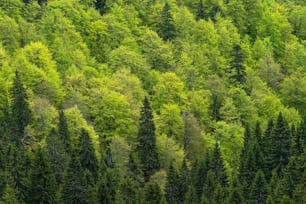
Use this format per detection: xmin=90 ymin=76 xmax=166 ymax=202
xmin=0 ymin=184 xmax=20 ymax=204
xmin=62 ymin=153 xmax=89 ymax=204
xmin=179 ymin=159 xmax=189 ymax=202
xmin=229 ymin=44 xmax=246 ymax=85
xmin=158 ymin=3 xmax=176 ymax=41
xmin=227 ymin=176 xmax=245 ymax=204
xmin=58 ymin=110 xmax=70 ymax=153
xmin=249 ymin=170 xmax=268 ymax=204
xmin=165 ymin=164 xmax=180 ymax=204
xmin=28 ymin=148 xmax=57 ymax=204
xmin=203 ymin=170 xmax=217 ymax=203
xmin=143 ymin=181 xmax=162 ymax=204
xmin=263 ymin=119 xmax=274 ymax=179
xmin=117 ymin=177 xmax=137 ymax=204
xmin=211 ymin=183 xmax=225 ymax=204
xmin=137 ymin=97 xmax=159 ymax=181
xmin=46 ymin=128 xmax=69 ymax=184
xmin=10 ymin=70 xmax=31 ymax=146
xmin=211 ymin=143 xmax=227 ymax=187
xmin=183 ymin=185 xmax=198 ymax=204
xmin=97 ymin=169 xmax=117 ymax=204
xmin=79 ymin=128 xmax=99 ymax=182
xmin=192 ymin=153 xmax=209 ymax=198
xmin=271 ymin=113 xmax=292 ymax=175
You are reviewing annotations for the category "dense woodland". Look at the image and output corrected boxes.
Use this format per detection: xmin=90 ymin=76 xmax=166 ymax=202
xmin=0 ymin=0 xmax=305 ymax=203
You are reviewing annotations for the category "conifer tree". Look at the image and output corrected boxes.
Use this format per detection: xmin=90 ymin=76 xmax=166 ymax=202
xmin=38 ymin=0 xmax=47 ymax=7
xmin=227 ymin=176 xmax=245 ymax=204
xmin=117 ymin=177 xmax=137 ymax=204
xmin=46 ymin=128 xmax=69 ymax=184
xmin=58 ymin=110 xmax=70 ymax=153
xmin=179 ymin=160 xmax=189 ymax=202
xmin=270 ymin=113 xmax=291 ymax=175
xmin=158 ymin=3 xmax=176 ymax=41
xmin=62 ymin=153 xmax=89 ymax=204
xmin=263 ymin=119 xmax=274 ymax=178
xmin=165 ymin=164 xmax=180 ymax=204
xmin=229 ymin=45 xmax=246 ymax=85
xmin=143 ymin=181 xmax=162 ymax=204
xmin=137 ymin=97 xmax=159 ymax=181
xmin=192 ymin=153 xmax=209 ymax=198
xmin=10 ymin=70 xmax=31 ymax=145
xmin=203 ymin=170 xmax=217 ymax=203
xmin=28 ymin=148 xmax=57 ymax=204
xmin=211 ymin=183 xmax=225 ymax=204
xmin=211 ymin=143 xmax=227 ymax=187
xmin=249 ymin=170 xmax=268 ymax=204
xmin=0 ymin=184 xmax=20 ymax=204
xmin=183 ymin=185 xmax=198 ymax=204
xmin=95 ymin=0 xmax=106 ymax=15
xmin=97 ymin=168 xmax=117 ymax=204
xmin=79 ymin=128 xmax=99 ymax=182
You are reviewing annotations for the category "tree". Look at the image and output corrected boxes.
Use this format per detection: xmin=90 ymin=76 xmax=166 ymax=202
xmin=227 ymin=176 xmax=245 ymax=204
xmin=10 ymin=70 xmax=31 ymax=145
xmin=249 ymin=170 xmax=268 ymax=204
xmin=158 ymin=3 xmax=176 ymax=41
xmin=62 ymin=153 xmax=89 ymax=204
xmin=211 ymin=183 xmax=225 ymax=204
xmin=143 ymin=181 xmax=162 ymax=204
xmin=184 ymin=185 xmax=198 ymax=204
xmin=229 ymin=45 xmax=246 ymax=85
xmin=58 ymin=110 xmax=70 ymax=153
xmin=95 ymin=0 xmax=106 ymax=15
xmin=28 ymin=148 xmax=57 ymax=204
xmin=165 ymin=164 xmax=180 ymax=204
xmin=210 ymin=143 xmax=227 ymax=187
xmin=137 ymin=97 xmax=159 ymax=181
xmin=270 ymin=113 xmax=292 ymax=175
xmin=79 ymin=128 xmax=99 ymax=182
xmin=196 ymin=0 xmax=206 ymax=20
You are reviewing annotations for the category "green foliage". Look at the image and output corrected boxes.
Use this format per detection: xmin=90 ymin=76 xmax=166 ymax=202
xmin=158 ymin=3 xmax=176 ymax=41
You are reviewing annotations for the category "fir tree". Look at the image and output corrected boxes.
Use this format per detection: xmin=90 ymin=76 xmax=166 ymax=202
xmin=165 ymin=164 xmax=180 ymax=204
xmin=58 ymin=110 xmax=70 ymax=153
xmin=249 ymin=170 xmax=268 ymax=204
xmin=28 ymin=148 xmax=57 ymax=204
xmin=62 ymin=153 xmax=89 ymax=204
xmin=179 ymin=159 xmax=189 ymax=202
xmin=196 ymin=0 xmax=205 ymax=20
xmin=270 ymin=113 xmax=291 ymax=175
xmin=97 ymin=169 xmax=117 ymax=204
xmin=229 ymin=44 xmax=246 ymax=85
xmin=211 ymin=143 xmax=227 ymax=187
xmin=183 ymin=185 xmax=198 ymax=204
xmin=143 ymin=181 xmax=162 ymax=204
xmin=117 ymin=177 xmax=137 ymax=204
xmin=0 ymin=184 xmax=20 ymax=204
xmin=227 ymin=176 xmax=245 ymax=204
xmin=137 ymin=97 xmax=159 ymax=181
xmin=79 ymin=128 xmax=99 ymax=182
xmin=263 ymin=119 xmax=274 ymax=178
xmin=203 ymin=170 xmax=217 ymax=203
xmin=10 ymin=70 xmax=31 ymax=146
xmin=158 ymin=3 xmax=176 ymax=41
xmin=211 ymin=183 xmax=225 ymax=204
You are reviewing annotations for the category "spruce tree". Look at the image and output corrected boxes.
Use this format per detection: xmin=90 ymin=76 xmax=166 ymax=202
xmin=97 ymin=169 xmax=117 ymax=204
xmin=158 ymin=3 xmax=176 ymax=41
xmin=227 ymin=176 xmax=245 ymax=204
xmin=28 ymin=148 xmax=57 ymax=204
xmin=143 ymin=181 xmax=162 ymax=204
xmin=203 ymin=170 xmax=217 ymax=203
xmin=10 ymin=70 xmax=31 ymax=146
xmin=79 ymin=128 xmax=99 ymax=182
xmin=62 ymin=153 xmax=89 ymax=204
xmin=58 ymin=110 xmax=70 ymax=153
xmin=263 ymin=119 xmax=274 ymax=178
xmin=95 ymin=0 xmax=106 ymax=15
xmin=271 ymin=113 xmax=291 ymax=175
xmin=137 ymin=97 xmax=159 ymax=181
xmin=211 ymin=143 xmax=227 ymax=187
xmin=183 ymin=185 xmax=198 ymax=204
xmin=229 ymin=44 xmax=246 ymax=85
xmin=179 ymin=159 xmax=189 ymax=202
xmin=165 ymin=164 xmax=180 ymax=204
xmin=196 ymin=0 xmax=205 ymax=20
xmin=249 ymin=170 xmax=268 ymax=204
xmin=211 ymin=183 xmax=225 ymax=204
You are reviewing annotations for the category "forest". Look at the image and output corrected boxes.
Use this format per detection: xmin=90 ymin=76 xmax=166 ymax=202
xmin=0 ymin=0 xmax=305 ymax=203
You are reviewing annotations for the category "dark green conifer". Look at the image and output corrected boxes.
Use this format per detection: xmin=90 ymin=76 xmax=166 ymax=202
xmin=211 ymin=183 xmax=225 ymax=204
xmin=97 ymin=169 xmax=117 ymax=204
xmin=165 ymin=164 xmax=180 ymax=204
xmin=62 ymin=153 xmax=89 ymax=204
xmin=137 ymin=97 xmax=159 ymax=181
xmin=10 ymin=70 xmax=31 ymax=145
xmin=227 ymin=176 xmax=245 ymax=204
xmin=203 ymin=170 xmax=217 ymax=203
xmin=158 ymin=3 xmax=176 ymax=41
xmin=229 ymin=44 xmax=246 ymax=85
xmin=211 ymin=143 xmax=227 ymax=187
xmin=249 ymin=170 xmax=268 ymax=204
xmin=143 ymin=181 xmax=162 ymax=204
xmin=79 ymin=128 xmax=99 ymax=181
xmin=58 ymin=110 xmax=70 ymax=153
xmin=196 ymin=0 xmax=205 ymax=20
xmin=28 ymin=148 xmax=57 ymax=204
xmin=95 ymin=0 xmax=106 ymax=15
xmin=183 ymin=185 xmax=198 ymax=204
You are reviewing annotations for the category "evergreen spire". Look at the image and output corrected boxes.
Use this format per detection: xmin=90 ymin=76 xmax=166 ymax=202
xmin=158 ymin=3 xmax=176 ymax=41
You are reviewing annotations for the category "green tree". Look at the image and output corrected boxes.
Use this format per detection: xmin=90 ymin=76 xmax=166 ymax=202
xmin=62 ymin=153 xmax=89 ymax=204
xmin=10 ymin=70 xmax=31 ymax=146
xmin=28 ymin=148 xmax=57 ymax=204
xmin=137 ymin=97 xmax=159 ymax=181
xmin=95 ymin=0 xmax=107 ymax=15
xmin=229 ymin=44 xmax=246 ymax=85
xmin=210 ymin=143 xmax=227 ymax=187
xmin=158 ymin=3 xmax=176 ymax=41
xmin=58 ymin=110 xmax=70 ymax=153
xmin=227 ymin=176 xmax=245 ymax=204
xmin=184 ymin=185 xmax=198 ymax=204
xmin=211 ymin=183 xmax=225 ymax=204
xmin=165 ymin=164 xmax=180 ymax=204
xmin=143 ymin=181 xmax=162 ymax=204
xmin=249 ymin=170 xmax=268 ymax=204
xmin=79 ymin=128 xmax=99 ymax=182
